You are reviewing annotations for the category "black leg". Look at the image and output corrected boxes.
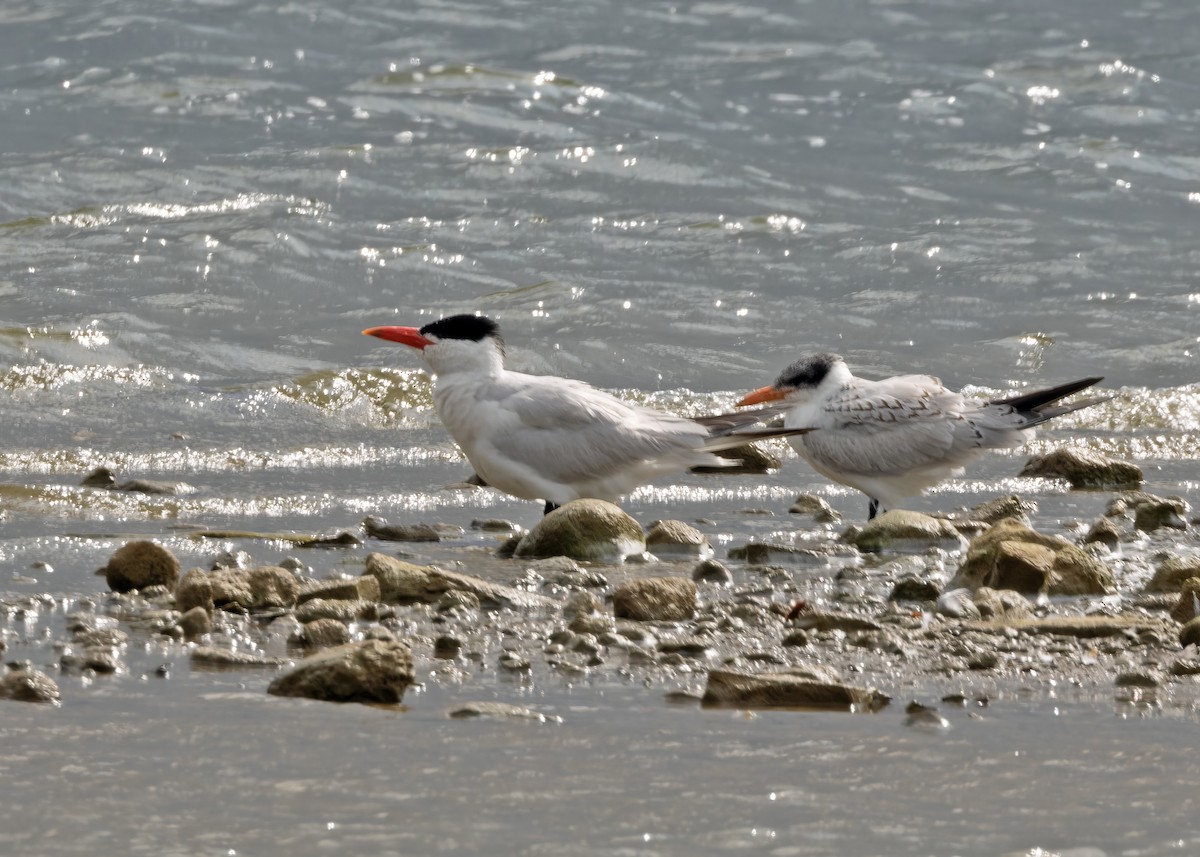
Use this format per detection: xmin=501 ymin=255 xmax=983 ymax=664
xmin=543 ymin=501 xmax=560 ymax=516
xmin=867 ymin=498 xmax=879 ymax=520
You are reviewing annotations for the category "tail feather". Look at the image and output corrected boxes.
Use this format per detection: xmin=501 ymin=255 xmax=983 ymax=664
xmin=691 ymin=404 xmax=788 ymax=432
xmin=989 ymin=377 xmax=1103 ymax=412
xmin=1020 ymin=393 xmax=1113 ymax=425
xmin=698 ymin=426 xmax=815 ymax=454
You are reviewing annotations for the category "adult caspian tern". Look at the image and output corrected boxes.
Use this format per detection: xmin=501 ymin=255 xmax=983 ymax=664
xmin=736 ymin=352 xmax=1109 ymax=519
xmin=363 ymin=314 xmax=813 ymax=514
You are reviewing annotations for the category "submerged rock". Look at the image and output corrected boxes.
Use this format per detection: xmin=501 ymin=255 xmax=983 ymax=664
xmin=0 ymin=666 xmax=61 ymax=704
xmin=363 ymin=516 xmax=441 ymax=542
xmin=613 ymin=577 xmax=697 ymax=622
xmin=363 ymin=553 xmax=553 ymax=609
xmin=701 ymin=668 xmax=890 ymax=712
xmin=101 ymin=540 xmax=181 ymax=593
xmin=788 ymin=494 xmax=839 ymax=523
xmin=1019 ymin=447 xmax=1143 ymax=490
xmin=846 ymin=510 xmax=966 ymax=554
xmin=267 ymin=638 xmax=415 ymax=704
xmin=191 ymin=647 xmax=287 ymax=668
xmin=448 ymin=701 xmax=561 ymax=722
xmin=645 ymin=520 xmax=710 ymax=557
xmin=512 ymin=500 xmax=646 ymax=562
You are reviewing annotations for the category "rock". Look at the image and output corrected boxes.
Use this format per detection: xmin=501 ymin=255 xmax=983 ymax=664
xmin=846 ymin=510 xmax=966 ymax=554
xmin=693 ymin=442 xmax=781 ymax=474
xmin=267 ymin=638 xmax=415 ymax=704
xmin=1019 ymin=447 xmax=1143 ymax=490
xmin=966 ymin=495 xmax=1036 ymax=525
xmin=448 ymin=701 xmax=561 ymax=722
xmin=727 ymin=542 xmax=856 ymax=566
xmin=208 ymin=566 xmax=300 ymax=611
xmin=176 ymin=606 xmax=212 ymax=640
xmin=362 ymin=553 xmax=553 ymax=609
xmin=174 ymin=568 xmax=214 ymax=613
xmin=613 ymin=577 xmax=697 ymax=622
xmin=1107 ymin=492 xmax=1190 ymax=531
xmin=788 ymin=494 xmax=839 ymax=522
xmin=1180 ymin=617 xmax=1200 ymax=649
xmin=512 ymin=500 xmax=645 ymax=562
xmin=701 ymin=668 xmax=890 ymax=712
xmin=1114 ymin=670 xmax=1161 ymax=688
xmin=1050 ymin=545 xmax=1117 ymax=596
xmin=1133 ymin=498 xmax=1190 ymax=532
xmin=470 ymin=518 xmax=523 ymax=533
xmin=81 ymin=466 xmax=118 ymax=488
xmin=191 ymin=647 xmax=288 ymax=668
xmin=645 ymin=520 xmax=710 ymax=557
xmin=363 ymin=516 xmax=441 ymax=542
xmin=297 ymin=576 xmax=381 ymax=605
xmin=1145 ymin=556 xmax=1200 ymax=593
xmin=1169 ymin=580 xmax=1200 ymax=624
xmin=563 ymin=591 xmax=603 ymax=619
xmin=950 ymin=519 xmax=1114 ymax=595
xmin=787 ymin=611 xmax=882 ymax=633
xmin=889 ymin=576 xmax=941 ymax=601
xmin=0 ymin=667 xmax=60 ymax=704
xmin=298 ymin=618 xmax=352 ymax=649
xmin=101 ymin=540 xmax=181 ymax=593
xmin=436 ymin=590 xmax=480 ymax=613
xmin=972 ymin=587 xmax=1031 ymax=620
xmin=968 ymin=614 xmax=1171 ymax=639
xmin=935 ymin=588 xmax=981 ymax=620
xmin=294 ymin=598 xmax=377 ymax=624
xmin=1083 ymin=517 xmax=1123 ymax=548
xmin=115 ymin=479 xmax=189 ymax=495
xmin=691 ymin=558 xmax=733 ymax=585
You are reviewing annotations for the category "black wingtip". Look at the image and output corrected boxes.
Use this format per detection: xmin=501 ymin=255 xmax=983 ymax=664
xmin=990 ymin=376 xmax=1104 ymax=412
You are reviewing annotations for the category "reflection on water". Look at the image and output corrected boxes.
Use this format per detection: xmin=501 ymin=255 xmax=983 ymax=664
xmin=2 ymin=0 xmax=1200 ymax=851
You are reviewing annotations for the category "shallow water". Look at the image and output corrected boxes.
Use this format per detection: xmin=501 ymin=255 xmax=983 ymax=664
xmin=2 ymin=0 xmax=1200 ymax=853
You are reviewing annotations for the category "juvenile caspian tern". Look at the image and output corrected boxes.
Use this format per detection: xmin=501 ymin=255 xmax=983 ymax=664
xmin=364 ymin=314 xmax=813 ymax=514
xmin=736 ymin=352 xmax=1109 ymax=519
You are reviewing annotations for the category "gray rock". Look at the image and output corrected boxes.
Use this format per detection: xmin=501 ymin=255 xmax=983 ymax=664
xmin=889 ymin=576 xmax=941 ymax=601
xmin=1145 ymin=555 xmax=1200 ymax=593
xmin=967 ymin=495 xmax=1036 ymax=525
xmin=363 ymin=552 xmax=553 ymax=609
xmin=701 ymin=668 xmax=889 ymax=712
xmin=448 ymin=701 xmax=561 ymax=722
xmin=846 ymin=510 xmax=966 ymax=554
xmin=191 ymin=647 xmax=288 ymax=668
xmin=0 ymin=667 xmax=61 ymax=704
xmin=691 ymin=558 xmax=733 ymax=585
xmin=950 ymin=518 xmax=1114 ymax=596
xmin=101 ymin=540 xmax=181 ymax=593
xmin=363 ymin=516 xmax=441 ymax=542
xmin=297 ymin=576 xmax=381 ymax=605
xmin=613 ymin=577 xmax=697 ymax=622
xmin=788 ymin=494 xmax=839 ymax=522
xmin=936 ymin=588 xmax=981 ymax=620
xmin=645 ymin=520 xmax=710 ymax=557
xmin=512 ymin=499 xmax=646 ymax=562
xmin=267 ymin=639 xmax=415 ymax=704
xmin=1019 ymin=447 xmax=1143 ymax=490
xmin=176 ymin=606 xmax=212 ymax=640
xmin=297 ymin=618 xmax=352 ymax=649
xmin=968 ymin=615 xmax=1171 ymax=639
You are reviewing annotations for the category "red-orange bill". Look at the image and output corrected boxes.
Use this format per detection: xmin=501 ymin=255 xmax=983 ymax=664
xmin=362 ymin=326 xmax=432 ymax=350
xmin=735 ymin=385 xmax=786 ymax=407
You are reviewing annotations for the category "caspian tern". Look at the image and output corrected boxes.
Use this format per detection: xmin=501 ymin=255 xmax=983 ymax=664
xmin=363 ymin=314 xmax=813 ymax=514
xmin=736 ymin=352 xmax=1109 ymax=519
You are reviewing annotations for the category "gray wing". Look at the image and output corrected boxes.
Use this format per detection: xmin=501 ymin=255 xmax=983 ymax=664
xmin=801 ymin=375 xmax=985 ymax=475
xmin=486 ymin=377 xmax=710 ymax=483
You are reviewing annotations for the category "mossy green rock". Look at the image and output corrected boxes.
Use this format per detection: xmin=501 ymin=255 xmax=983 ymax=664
xmin=513 ymin=499 xmax=645 ymax=562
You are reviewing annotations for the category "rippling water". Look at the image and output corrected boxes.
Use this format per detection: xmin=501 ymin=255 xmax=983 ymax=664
xmin=3 ymin=0 xmax=1200 ymax=853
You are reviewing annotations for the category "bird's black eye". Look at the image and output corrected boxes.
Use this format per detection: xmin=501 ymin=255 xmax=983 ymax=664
xmin=419 ymin=314 xmax=501 ymax=343
xmin=777 ymin=353 xmax=839 ymax=389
